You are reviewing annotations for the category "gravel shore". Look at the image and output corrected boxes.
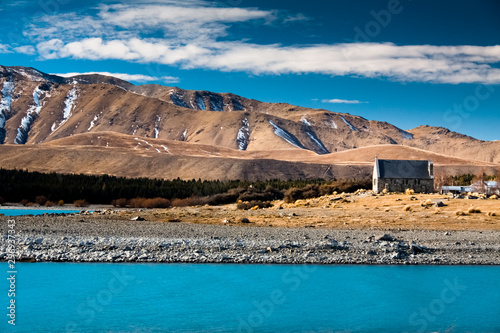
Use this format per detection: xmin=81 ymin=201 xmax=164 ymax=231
xmin=2 ymin=214 xmax=500 ymax=265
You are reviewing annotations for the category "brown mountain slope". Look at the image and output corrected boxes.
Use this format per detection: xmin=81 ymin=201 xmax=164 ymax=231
xmin=0 ymin=132 xmax=495 ymax=180
xmin=43 ymin=132 xmax=497 ymax=167
xmin=0 ymin=143 xmax=365 ymax=180
xmin=1 ymin=65 xmax=499 ymax=181
xmin=407 ymin=125 xmax=500 ymax=164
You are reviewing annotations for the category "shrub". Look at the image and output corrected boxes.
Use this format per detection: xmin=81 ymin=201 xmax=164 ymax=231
xmin=205 ymin=192 xmax=240 ymax=206
xmin=128 ymin=197 xmax=171 ymax=208
xmin=237 ymin=200 xmax=272 ymax=210
xmin=45 ymin=201 xmax=56 ymax=207
xmin=403 ymin=205 xmax=412 ymax=212
xmin=237 ymin=186 xmax=283 ymax=202
xmin=283 ymin=180 xmax=371 ymax=203
xmin=111 ymin=198 xmax=128 ymax=208
xmin=128 ymin=198 xmax=146 ymax=208
xmin=455 ymin=210 xmax=466 ymax=216
xmin=239 ymin=217 xmax=251 ymax=223
xmin=20 ymin=199 xmax=30 ymax=206
xmin=143 ymin=198 xmax=171 ymax=208
xmin=57 ymin=200 xmax=65 ymax=206
xmin=35 ymin=195 xmax=48 ymax=206
xmin=73 ymin=199 xmax=90 ymax=207
xmin=171 ymin=197 xmax=207 ymax=207
xmin=467 ymin=208 xmax=481 ymax=214
xmin=284 ymin=185 xmax=321 ymax=203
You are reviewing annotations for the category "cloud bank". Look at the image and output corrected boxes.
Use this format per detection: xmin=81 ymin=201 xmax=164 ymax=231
xmin=322 ymin=99 xmax=368 ymax=104
xmin=54 ymin=72 xmax=179 ymax=83
xmin=13 ymin=1 xmax=500 ymax=84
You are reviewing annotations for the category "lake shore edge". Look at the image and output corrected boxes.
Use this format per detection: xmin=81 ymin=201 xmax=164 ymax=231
xmin=2 ymin=215 xmax=499 ymax=265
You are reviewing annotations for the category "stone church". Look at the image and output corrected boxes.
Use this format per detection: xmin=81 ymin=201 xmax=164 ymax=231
xmin=373 ymin=158 xmax=434 ymax=193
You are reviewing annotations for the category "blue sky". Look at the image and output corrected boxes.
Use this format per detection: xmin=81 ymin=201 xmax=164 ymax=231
xmin=1 ymin=0 xmax=499 ymax=140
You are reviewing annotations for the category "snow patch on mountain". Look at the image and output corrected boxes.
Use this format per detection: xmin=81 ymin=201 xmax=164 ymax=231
xmin=195 ymin=95 xmax=206 ymax=110
xmin=305 ymin=131 xmax=329 ymax=154
xmin=0 ymin=80 xmax=15 ymax=140
xmin=340 ymin=116 xmax=359 ymax=131
xmin=301 ymin=117 xmax=311 ymax=126
xmin=236 ymin=117 xmax=250 ymax=150
xmin=331 ymin=119 xmax=338 ymax=129
xmin=399 ymin=129 xmax=414 ymax=140
xmin=181 ymin=129 xmax=188 ymax=141
xmin=154 ymin=115 xmax=161 ymax=139
xmin=63 ymin=87 xmax=77 ymax=120
xmin=269 ymin=120 xmax=305 ymax=149
xmin=135 ymin=137 xmax=161 ymax=153
xmin=160 ymin=145 xmax=170 ymax=154
xmin=301 ymin=116 xmax=329 ymax=154
xmin=14 ymin=67 xmax=46 ymax=82
xmin=88 ymin=113 xmax=100 ymax=131
xmin=15 ymin=87 xmax=43 ymax=144
xmin=51 ymin=86 xmax=77 ymax=134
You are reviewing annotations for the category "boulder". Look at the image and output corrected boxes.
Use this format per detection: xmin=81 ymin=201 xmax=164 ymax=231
xmin=411 ymin=243 xmax=425 ymax=254
xmin=239 ymin=217 xmax=251 ymax=224
xmin=378 ymin=234 xmax=394 ymax=242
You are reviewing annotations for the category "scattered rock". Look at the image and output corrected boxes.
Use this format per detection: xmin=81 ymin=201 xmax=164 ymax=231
xmin=410 ymin=243 xmax=425 ymax=254
xmin=131 ymin=216 xmax=146 ymax=221
xmin=240 ymin=217 xmax=251 ymax=224
xmin=378 ymin=234 xmax=394 ymax=242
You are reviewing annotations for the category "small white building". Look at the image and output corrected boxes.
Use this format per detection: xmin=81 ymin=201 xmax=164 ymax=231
xmin=471 ymin=181 xmax=500 ymax=195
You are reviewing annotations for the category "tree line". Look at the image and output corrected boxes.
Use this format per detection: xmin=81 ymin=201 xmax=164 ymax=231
xmin=0 ymin=168 xmax=341 ymax=205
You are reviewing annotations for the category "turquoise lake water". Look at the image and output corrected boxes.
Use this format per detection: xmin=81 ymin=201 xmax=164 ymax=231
xmin=0 ymin=209 xmax=82 ymax=216
xmin=2 ymin=263 xmax=499 ymax=332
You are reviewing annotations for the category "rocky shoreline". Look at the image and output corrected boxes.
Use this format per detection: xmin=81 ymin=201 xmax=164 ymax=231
xmin=2 ymin=215 xmax=500 ymax=265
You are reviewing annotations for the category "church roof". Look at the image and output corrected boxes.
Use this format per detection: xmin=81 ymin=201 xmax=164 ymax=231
xmin=375 ymin=159 xmax=432 ymax=179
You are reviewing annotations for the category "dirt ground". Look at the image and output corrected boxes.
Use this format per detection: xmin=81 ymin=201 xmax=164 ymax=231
xmin=104 ymin=192 xmax=500 ymax=231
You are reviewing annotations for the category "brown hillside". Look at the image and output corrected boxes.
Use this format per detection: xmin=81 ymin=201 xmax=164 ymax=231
xmin=1 ymin=65 xmax=499 ymax=180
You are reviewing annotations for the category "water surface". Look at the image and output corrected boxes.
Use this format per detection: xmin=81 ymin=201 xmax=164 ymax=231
xmin=0 ymin=208 xmax=82 ymax=216
xmin=2 ymin=263 xmax=499 ymax=332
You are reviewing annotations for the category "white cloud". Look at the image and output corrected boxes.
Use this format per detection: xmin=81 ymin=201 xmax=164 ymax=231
xmin=25 ymin=3 xmax=273 ymax=43
xmin=13 ymin=45 xmax=36 ymax=55
xmin=160 ymin=76 xmax=180 ymax=84
xmin=18 ymin=1 xmax=500 ymax=85
xmin=53 ymin=71 xmax=179 ymax=83
xmin=0 ymin=44 xmax=11 ymax=53
xmin=283 ymin=13 xmax=309 ymax=23
xmin=39 ymin=38 xmax=500 ymax=84
xmin=322 ymin=99 xmax=368 ymax=104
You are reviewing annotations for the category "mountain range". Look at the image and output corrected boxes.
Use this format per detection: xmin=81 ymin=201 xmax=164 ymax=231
xmin=0 ymin=65 xmax=498 ymax=180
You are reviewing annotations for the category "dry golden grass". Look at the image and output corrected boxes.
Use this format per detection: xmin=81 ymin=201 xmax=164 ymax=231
xmin=97 ymin=192 xmax=500 ymax=231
